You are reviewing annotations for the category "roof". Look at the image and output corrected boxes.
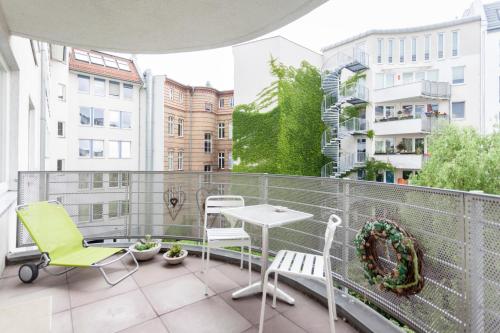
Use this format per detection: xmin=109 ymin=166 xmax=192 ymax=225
xmin=484 ymin=2 xmax=500 ymax=31
xmin=233 ymin=35 xmax=321 ymax=56
xmin=322 ymin=16 xmax=481 ymax=52
xmin=69 ymin=49 xmax=142 ymax=84
xmin=164 ymin=77 xmax=233 ymax=95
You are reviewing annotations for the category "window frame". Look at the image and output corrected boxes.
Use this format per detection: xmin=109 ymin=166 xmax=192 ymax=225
xmin=452 ymin=30 xmax=459 ymax=57
xmin=108 ymin=80 xmax=120 ymax=98
xmin=57 ymin=121 xmax=65 ymax=137
xmin=78 ymin=74 xmax=90 ymax=94
xmin=167 ymin=150 xmax=174 ymax=171
xmin=452 ymin=66 xmax=465 ymax=85
xmin=387 ymin=39 xmax=393 ymax=64
xmin=177 ymin=118 xmax=184 ymax=137
xmin=411 ymin=37 xmax=417 ymax=62
xmin=377 ymin=38 xmax=383 ymax=64
xmin=424 ymin=35 xmax=431 ymax=61
xmin=451 ymin=101 xmax=465 ymax=120
xmin=218 ymin=122 xmax=225 ymax=139
xmin=438 ymin=32 xmax=445 ymax=59
xmin=399 ymin=38 xmax=405 ymax=63
xmin=167 ymin=115 xmax=175 ymax=136
xmin=177 ymin=151 xmax=184 ymax=170
xmin=56 ymin=159 xmax=64 ymax=171
xmin=57 ymin=83 xmax=66 ymax=101
xmin=204 ymin=133 xmax=212 ymax=153
xmin=218 ymin=152 xmax=225 ymax=169
xmin=205 ymin=103 xmax=213 ymax=112
xmin=219 ymin=98 xmax=224 ymax=108
xmin=123 ymin=83 xmax=133 ymax=100
xmin=94 ymin=77 xmax=106 ymax=96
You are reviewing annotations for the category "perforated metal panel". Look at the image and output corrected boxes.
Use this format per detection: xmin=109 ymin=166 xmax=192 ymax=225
xmin=16 ymin=171 xmax=500 ymax=333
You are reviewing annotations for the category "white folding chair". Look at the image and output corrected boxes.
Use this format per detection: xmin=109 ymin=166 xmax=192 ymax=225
xmin=201 ymin=195 xmax=252 ymax=295
xmin=258 ymin=214 xmax=342 ymax=333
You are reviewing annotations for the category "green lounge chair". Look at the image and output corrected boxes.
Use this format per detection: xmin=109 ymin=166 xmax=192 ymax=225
xmin=15 ymin=201 xmax=139 ymax=285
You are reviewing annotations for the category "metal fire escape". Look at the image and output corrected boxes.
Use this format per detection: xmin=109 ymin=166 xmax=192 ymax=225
xmin=320 ymin=49 xmax=369 ymax=178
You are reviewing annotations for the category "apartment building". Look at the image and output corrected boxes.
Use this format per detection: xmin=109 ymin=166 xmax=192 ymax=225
xmin=46 ymin=49 xmax=144 ymax=172
xmin=161 ymin=78 xmax=234 ymax=172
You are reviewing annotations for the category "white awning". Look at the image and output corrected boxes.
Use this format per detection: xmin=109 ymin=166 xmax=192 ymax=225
xmin=0 ymin=0 xmax=327 ymax=53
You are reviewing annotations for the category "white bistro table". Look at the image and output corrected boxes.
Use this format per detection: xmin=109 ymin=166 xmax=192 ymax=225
xmin=221 ymin=204 xmax=313 ymax=305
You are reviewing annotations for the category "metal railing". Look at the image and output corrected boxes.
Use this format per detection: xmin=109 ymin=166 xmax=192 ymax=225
xmin=421 ymin=80 xmax=451 ymax=99
xmin=16 ymin=171 xmax=500 ymax=333
xmin=339 ymin=82 xmax=369 ymax=103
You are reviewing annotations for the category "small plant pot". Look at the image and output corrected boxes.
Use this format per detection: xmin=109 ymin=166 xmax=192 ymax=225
xmin=129 ymin=242 xmax=161 ymax=261
xmin=163 ymin=250 xmax=188 ymax=265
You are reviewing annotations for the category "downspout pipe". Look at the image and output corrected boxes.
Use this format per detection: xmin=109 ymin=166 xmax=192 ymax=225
xmin=144 ymin=69 xmax=153 ymax=170
xmin=39 ymin=42 xmax=48 ymax=171
xmin=189 ymin=87 xmax=194 ymax=171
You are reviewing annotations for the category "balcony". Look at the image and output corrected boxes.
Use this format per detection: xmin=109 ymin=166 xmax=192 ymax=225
xmin=373 ymin=153 xmax=423 ymax=169
xmin=373 ymin=80 xmax=451 ymax=103
xmin=373 ymin=114 xmax=449 ymax=135
xmin=0 ymin=171 xmax=499 ymax=333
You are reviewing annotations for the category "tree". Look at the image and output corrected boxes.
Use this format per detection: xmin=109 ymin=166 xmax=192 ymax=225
xmin=410 ymin=125 xmax=500 ymax=195
xmin=233 ymin=59 xmax=328 ymax=176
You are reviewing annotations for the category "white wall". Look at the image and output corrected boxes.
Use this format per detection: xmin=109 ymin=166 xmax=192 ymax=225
xmin=233 ymin=36 xmax=322 ymax=108
xmin=485 ymin=29 xmax=500 ymax=133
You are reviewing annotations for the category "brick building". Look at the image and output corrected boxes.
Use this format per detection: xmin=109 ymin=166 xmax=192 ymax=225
xmin=163 ymin=78 xmax=234 ymax=172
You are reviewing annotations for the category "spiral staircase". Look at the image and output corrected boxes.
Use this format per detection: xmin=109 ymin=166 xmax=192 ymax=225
xmin=320 ymin=49 xmax=369 ymax=178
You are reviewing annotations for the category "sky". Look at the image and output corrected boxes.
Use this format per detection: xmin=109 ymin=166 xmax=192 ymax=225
xmin=135 ymin=0 xmax=493 ymax=91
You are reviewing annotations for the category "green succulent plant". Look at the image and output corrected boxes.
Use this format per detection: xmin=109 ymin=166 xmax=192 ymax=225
xmin=167 ymin=243 xmax=183 ymax=258
xmin=134 ymin=234 xmax=158 ymax=251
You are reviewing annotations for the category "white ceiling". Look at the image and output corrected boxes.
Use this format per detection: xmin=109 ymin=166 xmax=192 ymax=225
xmin=0 ymin=0 xmax=327 ymax=53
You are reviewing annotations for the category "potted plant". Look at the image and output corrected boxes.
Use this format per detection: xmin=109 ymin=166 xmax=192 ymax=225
xmin=396 ymin=142 xmax=406 ymax=153
xmin=129 ymin=235 xmax=161 ymax=261
xmin=163 ymin=243 xmax=188 ymax=265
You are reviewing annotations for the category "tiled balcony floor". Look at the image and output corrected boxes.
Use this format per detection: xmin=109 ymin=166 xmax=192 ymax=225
xmin=0 ymin=254 xmax=358 ymax=333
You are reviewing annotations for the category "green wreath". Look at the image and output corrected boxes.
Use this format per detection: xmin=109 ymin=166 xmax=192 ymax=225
xmin=354 ymin=218 xmax=424 ymax=296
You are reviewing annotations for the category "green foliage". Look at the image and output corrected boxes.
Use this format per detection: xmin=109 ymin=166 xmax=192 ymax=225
xmin=167 ymin=243 xmax=183 ymax=258
xmin=134 ymin=235 xmax=159 ymax=251
xmin=364 ymin=158 xmax=395 ymax=181
xmin=233 ymin=59 xmax=328 ymax=176
xmin=410 ymin=126 xmax=500 ymax=194
xmin=366 ymin=129 xmax=375 ymax=140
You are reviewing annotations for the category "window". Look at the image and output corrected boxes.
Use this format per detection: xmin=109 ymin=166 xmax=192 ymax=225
xmin=117 ymin=60 xmax=130 ymax=71
xmin=57 ymin=83 xmax=66 ymax=101
xmin=375 ymin=73 xmax=384 ymax=89
xmin=121 ymin=141 xmax=131 ymax=158
xmin=205 ymin=103 xmax=213 ymax=112
xmin=167 ymin=115 xmax=174 ymax=135
xmin=123 ymin=83 xmax=133 ymax=99
xmin=415 ymin=71 xmax=425 ymax=81
xmin=79 ymin=139 xmax=91 ymax=157
xmin=92 ymin=140 xmax=104 ymax=158
xmin=452 ymin=66 xmax=464 ymax=84
xmin=204 ymin=133 xmax=212 ymax=153
xmin=399 ymin=39 xmax=405 ymax=63
xmin=218 ymin=152 xmax=225 ymax=169
xmin=424 ymin=35 xmax=431 ymax=61
xmin=427 ymin=103 xmax=439 ymax=113
xmin=109 ymin=173 xmax=120 ymax=188
xmin=385 ymin=73 xmax=394 ymax=87
xmin=452 ymin=101 xmax=465 ymax=119
xmin=229 ymin=122 xmax=233 ymax=139
xmin=121 ymin=200 xmax=130 ymax=215
xmin=402 ymin=105 xmax=413 ymax=117
xmin=168 ymin=151 xmax=174 ymax=171
xmin=403 ymin=72 xmax=413 ymax=84
xmin=415 ymin=138 xmax=425 ymax=153
xmin=375 ymin=138 xmax=395 ymax=154
xmin=78 ymin=75 xmax=90 ymax=93
xmin=92 ymin=203 xmax=104 ymax=221
xmin=168 ymin=88 xmax=174 ymax=101
xmin=109 ymin=81 xmax=120 ymax=97
xmin=228 ymin=151 xmax=232 ymax=169
xmin=94 ymin=78 xmax=105 ymax=96
xmin=438 ymin=32 xmax=444 ymax=59
xmin=89 ymin=54 xmax=104 ymax=65
xmin=375 ymin=106 xmax=384 ymax=119
xmin=204 ymin=165 xmax=212 ymax=172
xmin=218 ymin=122 xmax=225 ymax=139
xmin=387 ymin=39 xmax=393 ymax=64
xmin=415 ymin=105 xmax=425 ymax=119
xmin=75 ymin=50 xmax=89 ymax=62
xmin=78 ymin=204 xmax=90 ymax=222
xmin=401 ymin=138 xmax=414 ymax=152
xmin=452 ymin=31 xmax=459 ymax=57
xmin=109 ymin=111 xmax=131 ymax=128
xmin=79 ymin=173 xmax=91 ymax=190
xmin=56 ymin=159 xmax=64 ymax=171
xmin=93 ymin=173 xmax=103 ymax=188
xmin=229 ymin=97 xmax=234 ymax=107
xmin=179 ymin=92 xmax=184 ymax=103
xmin=178 ymin=151 xmax=184 ymax=170
xmin=169 ymin=117 xmax=180 ymax=137
xmin=57 ymin=122 xmax=65 ymax=137
xmin=411 ymin=37 xmax=417 ymax=62
xmin=377 ymin=39 xmax=383 ymax=63
xmin=219 ymin=98 xmax=224 ymax=108
xmin=426 ymin=70 xmax=439 ymax=82
xmin=93 ymin=108 xmax=104 ymax=126
xmin=108 ymin=141 xmax=130 ymax=158
xmin=104 ymin=58 xmax=117 ymax=68
xmin=385 ymin=106 xmax=395 ymax=118
xmin=109 ymin=201 xmax=119 ymax=218
xmin=121 ymin=173 xmax=129 ymax=187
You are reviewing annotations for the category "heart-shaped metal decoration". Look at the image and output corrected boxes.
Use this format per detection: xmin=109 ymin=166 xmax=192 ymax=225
xmin=163 ymin=190 xmax=185 ymax=221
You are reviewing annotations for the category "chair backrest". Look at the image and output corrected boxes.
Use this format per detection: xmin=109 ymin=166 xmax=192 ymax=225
xmin=204 ymin=195 xmax=245 ymax=229
xmin=16 ymin=201 xmax=84 ymax=259
xmin=323 ymin=214 xmax=342 ymax=258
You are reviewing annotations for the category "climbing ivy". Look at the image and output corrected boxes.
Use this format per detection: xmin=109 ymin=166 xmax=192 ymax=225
xmin=364 ymin=158 xmax=395 ymax=181
xmin=233 ymin=59 xmax=328 ymax=176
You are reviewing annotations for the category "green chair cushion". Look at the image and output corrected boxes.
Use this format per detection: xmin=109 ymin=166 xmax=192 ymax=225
xmin=50 ymin=247 xmax=122 ymax=267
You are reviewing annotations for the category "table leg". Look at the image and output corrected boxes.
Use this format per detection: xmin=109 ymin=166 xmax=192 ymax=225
xmin=232 ymin=226 xmax=295 ymax=305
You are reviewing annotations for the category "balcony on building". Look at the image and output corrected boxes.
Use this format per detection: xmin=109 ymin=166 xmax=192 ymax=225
xmin=373 ymin=80 xmax=451 ymax=104
xmin=373 ymin=136 xmax=425 ymax=169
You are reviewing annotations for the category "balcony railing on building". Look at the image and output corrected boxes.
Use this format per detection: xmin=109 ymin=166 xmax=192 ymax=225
xmin=15 ymin=171 xmax=500 ymax=333
xmin=373 ymin=80 xmax=450 ymax=103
